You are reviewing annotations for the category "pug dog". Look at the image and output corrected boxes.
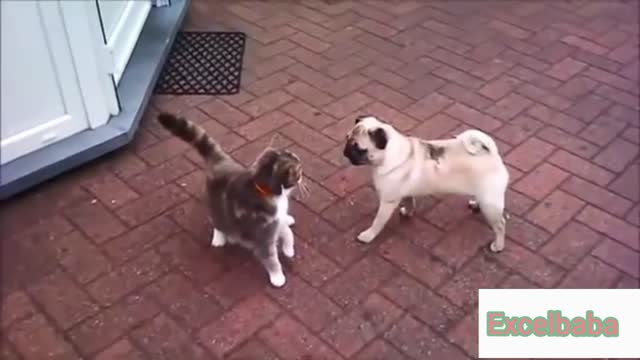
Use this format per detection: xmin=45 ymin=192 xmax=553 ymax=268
xmin=343 ymin=115 xmax=510 ymax=252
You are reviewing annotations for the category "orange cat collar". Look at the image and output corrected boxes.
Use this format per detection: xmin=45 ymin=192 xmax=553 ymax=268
xmin=254 ymin=182 xmax=272 ymax=198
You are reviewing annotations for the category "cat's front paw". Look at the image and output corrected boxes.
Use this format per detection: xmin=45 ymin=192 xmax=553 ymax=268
xmin=284 ymin=215 xmax=295 ymax=226
xmin=282 ymin=244 xmax=295 ymax=258
xmin=269 ymin=272 xmax=286 ymax=287
xmin=357 ymin=229 xmax=376 ymax=243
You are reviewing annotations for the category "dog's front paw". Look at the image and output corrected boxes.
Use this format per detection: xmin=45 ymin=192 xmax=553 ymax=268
xmin=269 ymin=272 xmax=286 ymax=287
xmin=284 ymin=215 xmax=295 ymax=226
xmin=357 ymin=229 xmax=376 ymax=243
xmin=489 ymin=241 xmax=504 ymax=253
xmin=399 ymin=206 xmax=414 ymax=218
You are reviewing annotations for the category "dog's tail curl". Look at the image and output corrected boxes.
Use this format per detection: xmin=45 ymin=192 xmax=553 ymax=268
xmin=456 ymin=129 xmax=499 ymax=156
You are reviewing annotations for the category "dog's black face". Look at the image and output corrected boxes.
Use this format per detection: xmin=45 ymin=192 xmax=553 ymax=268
xmin=343 ymin=140 xmax=369 ymax=166
xmin=344 ymin=116 xmax=389 ymax=166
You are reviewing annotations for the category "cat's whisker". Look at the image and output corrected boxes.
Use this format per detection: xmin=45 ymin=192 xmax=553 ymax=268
xmin=298 ymin=189 xmax=309 ymax=200
xmin=298 ymin=178 xmax=311 ymax=198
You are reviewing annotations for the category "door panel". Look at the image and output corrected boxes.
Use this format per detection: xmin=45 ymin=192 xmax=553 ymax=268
xmin=59 ymin=0 xmax=120 ymax=129
xmin=97 ymin=0 xmax=128 ymax=42
xmin=97 ymin=0 xmax=152 ymax=85
xmin=1 ymin=1 xmax=90 ymax=165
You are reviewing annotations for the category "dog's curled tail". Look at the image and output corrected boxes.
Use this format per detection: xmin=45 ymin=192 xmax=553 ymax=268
xmin=157 ymin=112 xmax=225 ymax=163
xmin=457 ymin=129 xmax=499 ymax=156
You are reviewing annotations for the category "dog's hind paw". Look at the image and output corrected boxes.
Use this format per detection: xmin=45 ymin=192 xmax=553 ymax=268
xmin=489 ymin=241 xmax=504 ymax=253
xmin=357 ymin=229 xmax=376 ymax=243
xmin=468 ymin=199 xmax=481 ymax=213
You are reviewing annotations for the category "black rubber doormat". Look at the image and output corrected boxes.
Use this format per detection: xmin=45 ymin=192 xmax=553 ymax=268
xmin=154 ymin=31 xmax=246 ymax=95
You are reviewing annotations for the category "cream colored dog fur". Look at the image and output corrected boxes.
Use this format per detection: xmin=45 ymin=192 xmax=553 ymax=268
xmin=343 ymin=115 xmax=510 ymax=252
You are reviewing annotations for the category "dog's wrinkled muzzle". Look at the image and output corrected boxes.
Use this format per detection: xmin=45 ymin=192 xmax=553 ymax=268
xmin=343 ymin=141 xmax=368 ymax=166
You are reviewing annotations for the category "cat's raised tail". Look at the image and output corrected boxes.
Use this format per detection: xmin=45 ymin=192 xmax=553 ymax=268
xmin=157 ymin=112 xmax=226 ymax=163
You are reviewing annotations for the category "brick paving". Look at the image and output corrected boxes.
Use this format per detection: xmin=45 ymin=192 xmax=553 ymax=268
xmin=1 ymin=1 xmax=639 ymax=359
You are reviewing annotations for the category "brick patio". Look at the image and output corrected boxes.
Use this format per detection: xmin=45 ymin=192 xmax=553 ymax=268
xmin=2 ymin=1 xmax=639 ymax=359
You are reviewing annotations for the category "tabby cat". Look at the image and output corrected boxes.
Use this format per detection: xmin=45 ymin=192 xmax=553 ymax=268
xmin=157 ymin=112 xmax=304 ymax=287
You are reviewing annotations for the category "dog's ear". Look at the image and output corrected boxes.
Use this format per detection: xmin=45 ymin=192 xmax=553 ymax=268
xmin=355 ymin=114 xmax=376 ymax=124
xmin=369 ymin=128 xmax=388 ymax=149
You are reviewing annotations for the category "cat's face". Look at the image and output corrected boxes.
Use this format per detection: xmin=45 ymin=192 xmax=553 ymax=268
xmin=253 ymin=148 xmax=303 ymax=192
xmin=277 ymin=150 xmax=303 ymax=190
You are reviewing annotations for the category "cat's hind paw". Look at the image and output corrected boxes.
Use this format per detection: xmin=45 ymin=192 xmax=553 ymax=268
xmin=211 ymin=229 xmax=226 ymax=247
xmin=269 ymin=272 xmax=286 ymax=287
xmin=282 ymin=244 xmax=295 ymax=258
xmin=284 ymin=215 xmax=295 ymax=226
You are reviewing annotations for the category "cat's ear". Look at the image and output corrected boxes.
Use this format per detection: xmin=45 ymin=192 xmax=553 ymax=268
xmin=266 ymin=132 xmax=280 ymax=149
xmin=254 ymin=149 xmax=278 ymax=182
xmin=369 ymin=128 xmax=388 ymax=149
xmin=253 ymin=148 xmax=278 ymax=167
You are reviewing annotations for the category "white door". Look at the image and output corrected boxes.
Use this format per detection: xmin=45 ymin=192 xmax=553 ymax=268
xmin=97 ymin=0 xmax=152 ymax=85
xmin=0 ymin=1 xmax=90 ymax=165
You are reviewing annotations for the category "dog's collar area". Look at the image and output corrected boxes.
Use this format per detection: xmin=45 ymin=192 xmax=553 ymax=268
xmin=377 ymin=142 xmax=415 ymax=177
